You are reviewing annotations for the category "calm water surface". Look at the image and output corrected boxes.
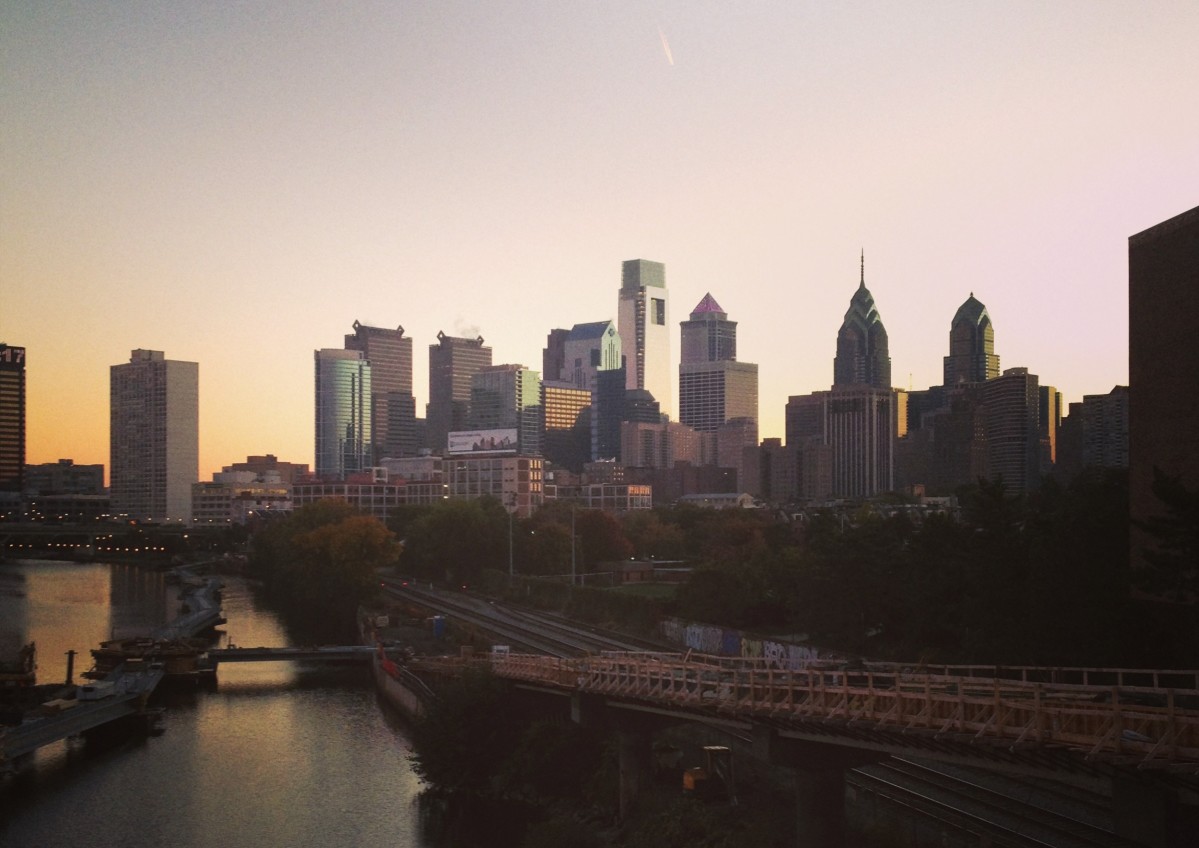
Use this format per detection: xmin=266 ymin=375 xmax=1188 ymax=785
xmin=0 ymin=560 xmax=431 ymax=848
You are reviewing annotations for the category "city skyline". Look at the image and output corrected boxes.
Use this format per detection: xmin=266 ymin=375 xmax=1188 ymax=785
xmin=5 ymin=3 xmax=1198 ymax=479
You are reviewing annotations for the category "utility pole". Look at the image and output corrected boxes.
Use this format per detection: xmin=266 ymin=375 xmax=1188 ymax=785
xmin=570 ymin=503 xmax=576 ymax=586
xmin=508 ymin=493 xmax=515 ymax=579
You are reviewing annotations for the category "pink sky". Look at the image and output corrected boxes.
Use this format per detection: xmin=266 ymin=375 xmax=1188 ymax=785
xmin=4 ymin=2 xmax=1197 ymax=479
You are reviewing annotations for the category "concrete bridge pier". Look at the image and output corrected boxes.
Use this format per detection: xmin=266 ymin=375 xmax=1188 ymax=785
xmin=754 ymin=725 xmax=881 ymax=848
xmin=570 ymin=693 xmax=655 ymax=823
xmin=617 ymin=727 xmax=652 ymax=823
xmin=792 ymin=766 xmax=847 ymax=848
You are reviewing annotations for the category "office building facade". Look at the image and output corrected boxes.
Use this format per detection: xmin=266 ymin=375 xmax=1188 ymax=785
xmin=560 ymin=321 xmax=622 ymax=391
xmin=982 ymin=367 xmax=1041 ymax=493
xmin=542 ymin=383 xmax=592 ymax=472
xmin=618 ymin=259 xmax=672 ymax=416
xmin=469 ymin=364 xmax=542 ymax=456
xmin=110 ymin=349 xmax=199 ymax=522
xmin=314 ymin=349 xmax=372 ymax=480
xmin=344 ymin=321 xmax=416 ymax=460
xmin=1129 ymin=204 xmax=1199 ymax=566
xmin=427 ymin=332 xmax=492 ymax=453
xmin=0 ymin=343 xmax=26 ymax=496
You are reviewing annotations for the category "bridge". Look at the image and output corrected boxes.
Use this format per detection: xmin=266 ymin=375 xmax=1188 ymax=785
xmin=154 ymin=575 xmax=225 ymax=641
xmin=206 ymin=645 xmax=375 ymax=665
xmin=404 ymin=649 xmax=1199 ymax=846
xmin=0 ymin=665 xmax=164 ymax=769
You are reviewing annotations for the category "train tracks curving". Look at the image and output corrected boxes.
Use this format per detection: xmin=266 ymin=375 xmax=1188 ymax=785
xmin=850 ymin=758 xmax=1139 ymax=848
xmin=379 ymin=578 xmax=667 ymax=657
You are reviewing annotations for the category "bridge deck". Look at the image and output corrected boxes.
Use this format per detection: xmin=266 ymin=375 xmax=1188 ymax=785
xmin=1 ymin=668 xmax=164 ymax=765
xmin=411 ymin=652 xmax=1199 ymax=769
xmin=207 ymin=646 xmax=375 ymax=664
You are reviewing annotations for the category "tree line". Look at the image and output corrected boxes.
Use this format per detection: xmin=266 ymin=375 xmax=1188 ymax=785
xmin=250 ymin=468 xmax=1196 ymax=668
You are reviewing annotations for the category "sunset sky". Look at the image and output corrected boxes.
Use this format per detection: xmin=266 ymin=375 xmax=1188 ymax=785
xmin=4 ymin=1 xmax=1198 ymax=481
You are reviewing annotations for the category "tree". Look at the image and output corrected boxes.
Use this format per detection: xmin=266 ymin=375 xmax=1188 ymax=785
xmin=1137 ymin=467 xmax=1199 ymax=602
xmin=402 ymin=498 xmax=507 ymax=585
xmin=408 ymin=668 xmax=518 ymax=794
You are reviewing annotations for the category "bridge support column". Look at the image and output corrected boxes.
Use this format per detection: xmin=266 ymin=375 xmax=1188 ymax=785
xmin=753 ymin=726 xmax=878 ymax=848
xmin=793 ymin=766 xmax=846 ymax=848
xmin=617 ymin=728 xmax=651 ymax=824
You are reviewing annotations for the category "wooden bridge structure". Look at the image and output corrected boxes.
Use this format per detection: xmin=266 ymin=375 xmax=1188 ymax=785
xmin=413 ymin=651 xmax=1199 ymax=771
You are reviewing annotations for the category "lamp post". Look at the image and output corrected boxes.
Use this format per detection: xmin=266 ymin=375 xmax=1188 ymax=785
xmin=508 ymin=493 xmax=515 ymax=579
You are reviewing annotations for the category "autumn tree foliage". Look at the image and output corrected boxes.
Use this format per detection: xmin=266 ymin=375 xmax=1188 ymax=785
xmin=250 ymin=500 xmax=400 ymax=626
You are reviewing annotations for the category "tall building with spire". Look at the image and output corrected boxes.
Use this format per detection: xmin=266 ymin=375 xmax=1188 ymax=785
xmin=344 ymin=321 xmax=415 ymax=460
xmin=618 ymin=259 xmax=672 ymax=416
xmin=834 ymin=254 xmax=892 ymax=390
xmin=943 ymin=294 xmax=1000 ymax=386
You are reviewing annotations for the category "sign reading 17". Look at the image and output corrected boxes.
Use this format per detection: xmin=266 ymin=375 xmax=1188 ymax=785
xmin=0 ymin=346 xmax=26 ymax=365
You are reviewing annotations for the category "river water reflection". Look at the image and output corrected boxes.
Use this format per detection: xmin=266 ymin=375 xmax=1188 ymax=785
xmin=0 ymin=559 xmax=432 ymax=848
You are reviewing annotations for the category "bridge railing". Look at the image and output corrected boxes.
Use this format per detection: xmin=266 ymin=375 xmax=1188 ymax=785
xmin=470 ymin=651 xmax=1199 ymax=765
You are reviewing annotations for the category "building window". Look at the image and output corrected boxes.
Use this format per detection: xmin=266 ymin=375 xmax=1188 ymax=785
xmin=652 ymin=298 xmax=665 ymax=325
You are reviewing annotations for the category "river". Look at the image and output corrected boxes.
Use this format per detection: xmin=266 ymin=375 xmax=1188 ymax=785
xmin=0 ymin=559 xmax=435 ymax=848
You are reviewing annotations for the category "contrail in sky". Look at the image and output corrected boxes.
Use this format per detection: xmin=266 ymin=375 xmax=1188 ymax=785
xmin=659 ymin=28 xmax=674 ymax=65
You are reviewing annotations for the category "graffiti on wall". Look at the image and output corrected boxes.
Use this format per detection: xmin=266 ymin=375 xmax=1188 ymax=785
xmin=659 ymin=618 xmax=825 ymax=670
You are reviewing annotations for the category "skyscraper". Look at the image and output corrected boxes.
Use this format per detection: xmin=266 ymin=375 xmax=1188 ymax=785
xmin=618 ymin=259 xmax=672 ymax=416
xmin=314 ymin=349 xmax=372 ymax=479
xmin=982 ymin=367 xmax=1041 ymax=493
xmin=834 ymin=255 xmax=892 ymax=389
xmin=677 ymin=294 xmax=758 ymax=486
xmin=0 ymin=343 xmax=26 ymax=496
xmin=542 ymin=328 xmax=570 ymax=385
xmin=469 ymin=364 xmax=542 ymax=455
xmin=1129 ymin=204 xmax=1199 ymax=567
xmin=562 ymin=321 xmax=622 ymax=391
xmin=427 ymin=332 xmax=492 ymax=453
xmin=541 ymin=383 xmax=592 ymax=472
xmin=110 ymin=349 xmax=198 ymax=522
xmin=680 ymin=293 xmax=737 ymax=363
xmin=678 ymin=293 xmax=758 ymax=434
xmin=943 ymin=294 xmax=1000 ymax=386
xmin=344 ymin=321 xmax=415 ymax=461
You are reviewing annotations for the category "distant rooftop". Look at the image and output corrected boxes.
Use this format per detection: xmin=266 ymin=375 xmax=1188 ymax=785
xmin=690 ymin=293 xmax=725 ymax=316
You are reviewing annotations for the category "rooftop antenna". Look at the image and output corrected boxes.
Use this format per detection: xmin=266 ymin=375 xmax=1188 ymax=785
xmin=860 ymin=249 xmax=865 ymax=287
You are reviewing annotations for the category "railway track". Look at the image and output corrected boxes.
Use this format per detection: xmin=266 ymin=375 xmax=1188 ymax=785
xmin=379 ymin=578 xmax=666 ymax=657
xmin=850 ymin=758 xmax=1138 ymax=848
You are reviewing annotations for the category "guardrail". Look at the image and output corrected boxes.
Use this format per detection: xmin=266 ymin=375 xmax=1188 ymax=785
xmin=411 ymin=651 xmax=1199 ymax=767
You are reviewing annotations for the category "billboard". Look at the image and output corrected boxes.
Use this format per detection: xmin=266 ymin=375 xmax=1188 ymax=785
xmin=447 ymin=429 xmax=519 ymax=455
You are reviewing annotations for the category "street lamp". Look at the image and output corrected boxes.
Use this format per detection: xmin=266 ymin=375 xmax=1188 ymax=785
xmin=508 ymin=493 xmax=516 ymax=579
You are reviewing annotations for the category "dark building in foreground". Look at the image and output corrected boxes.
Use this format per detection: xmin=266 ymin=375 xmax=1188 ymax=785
xmin=1129 ymin=204 xmax=1199 ymax=564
